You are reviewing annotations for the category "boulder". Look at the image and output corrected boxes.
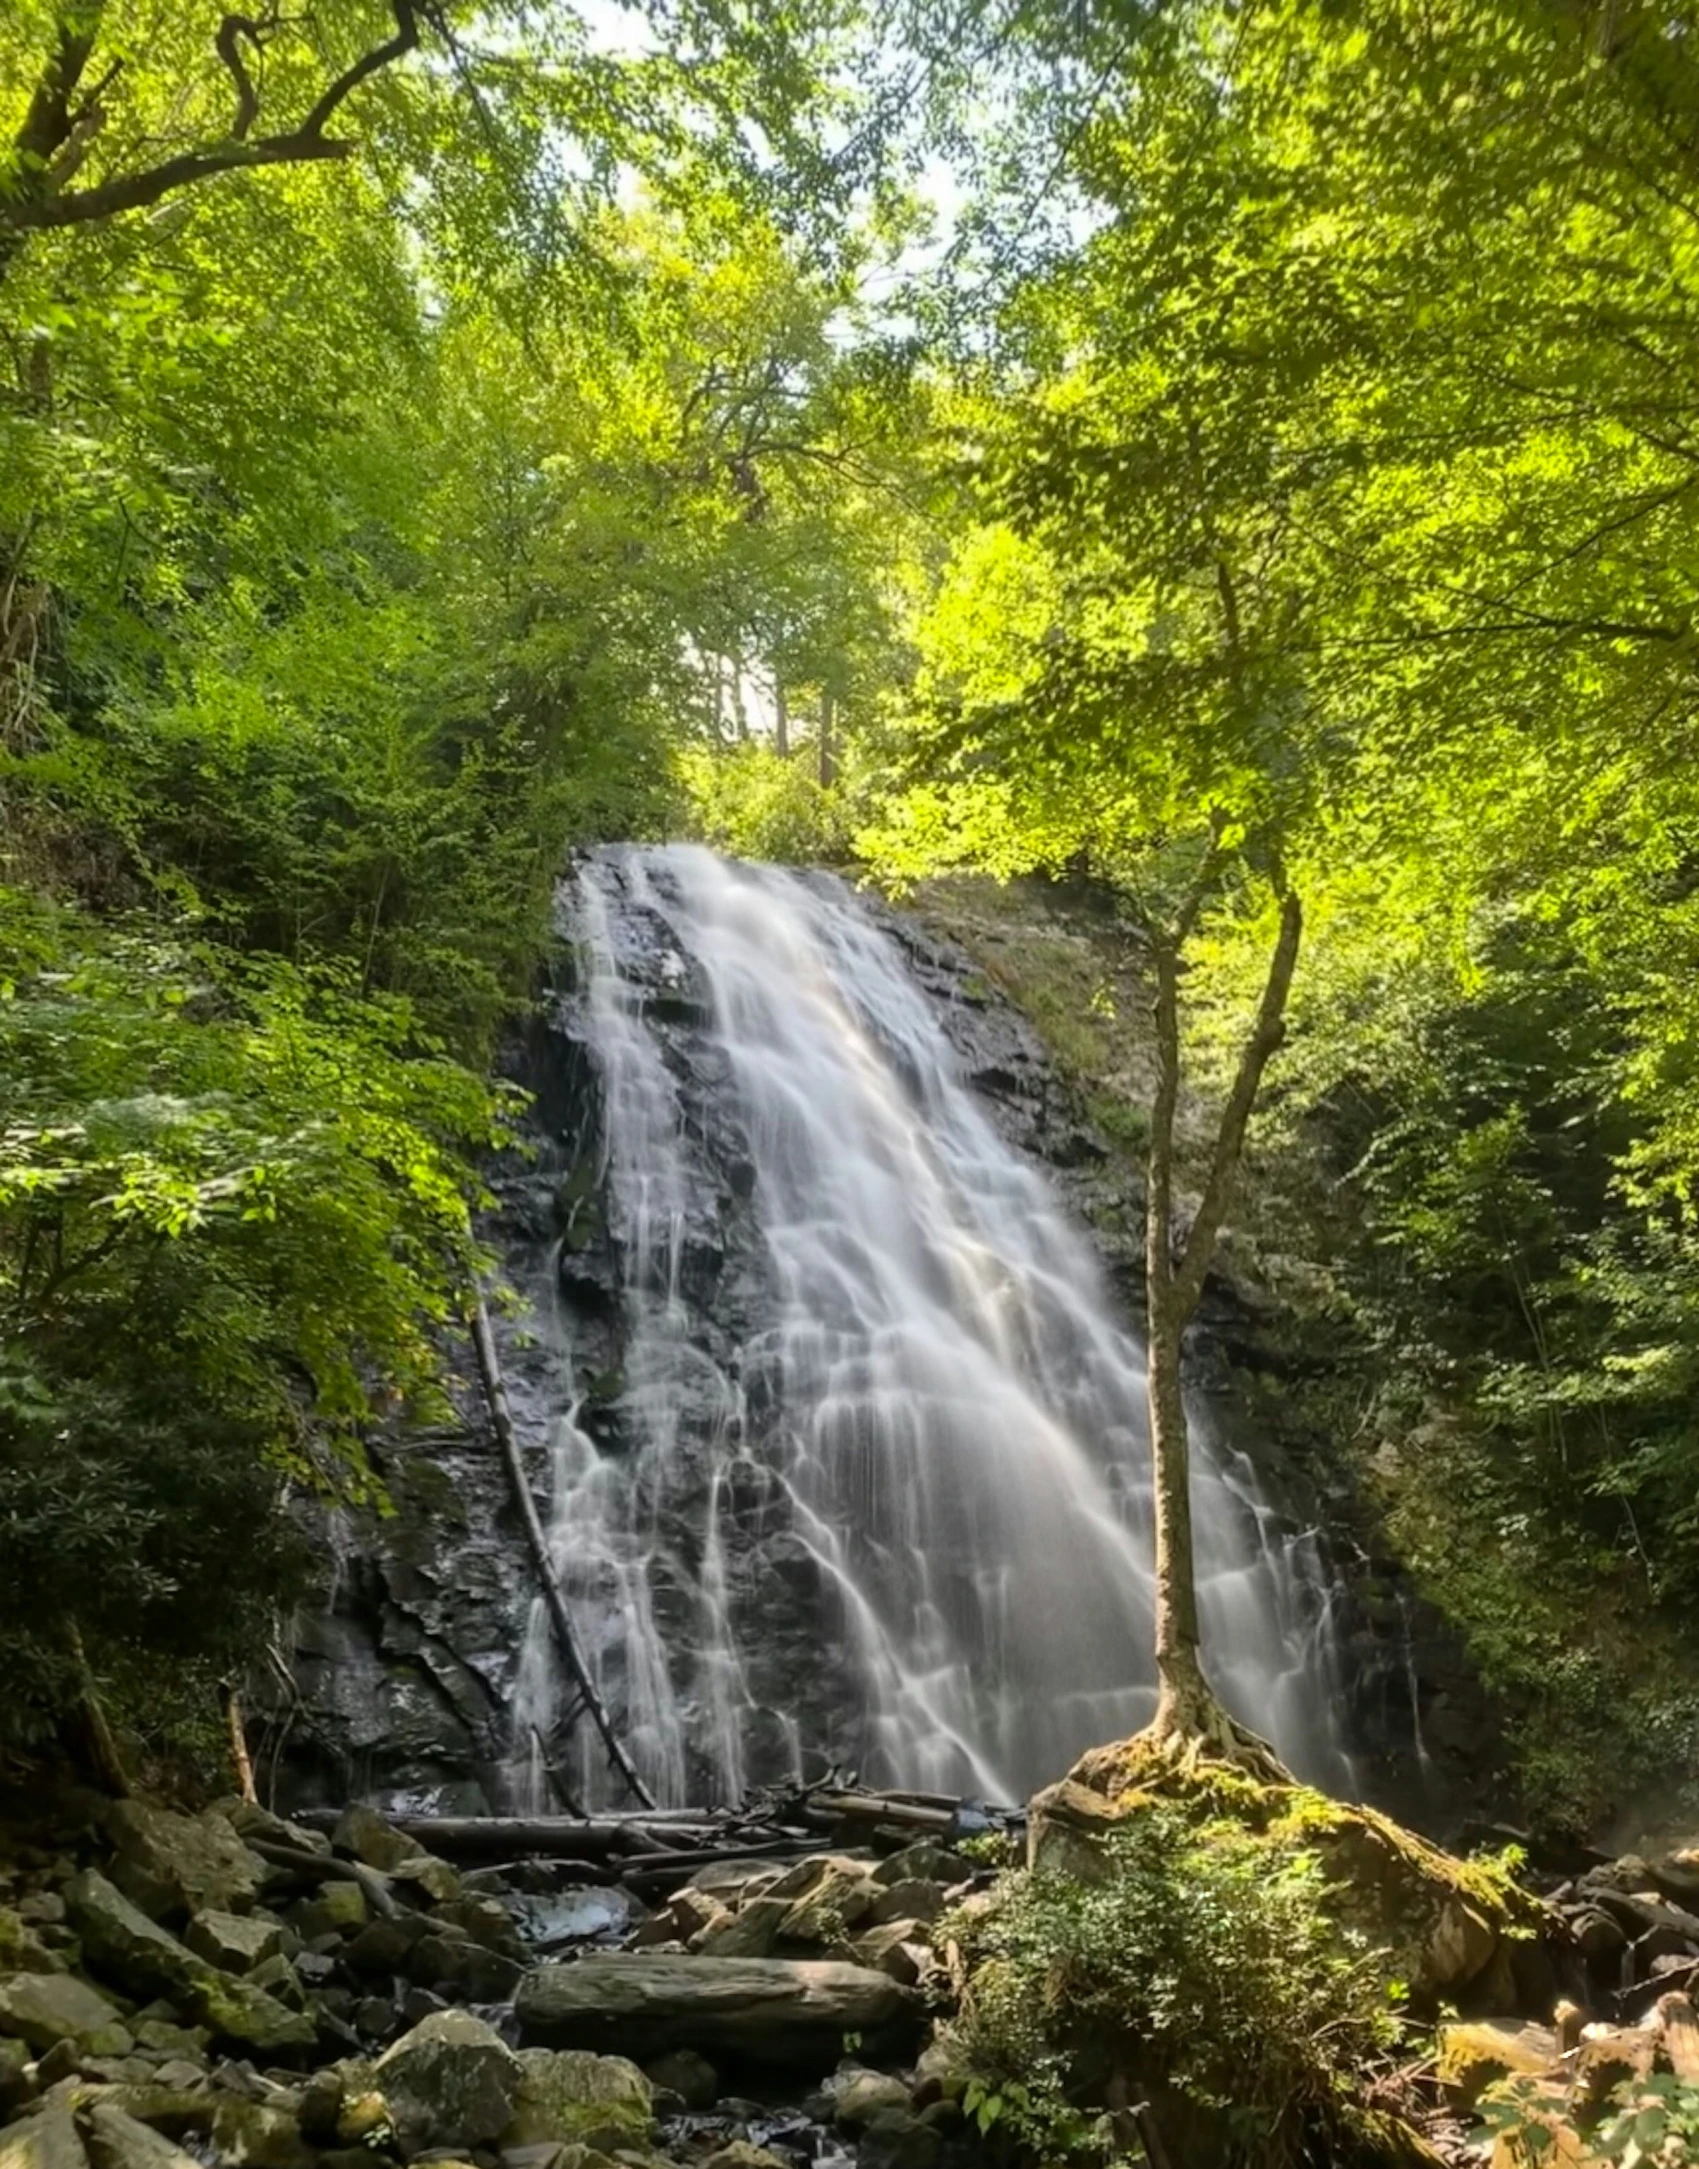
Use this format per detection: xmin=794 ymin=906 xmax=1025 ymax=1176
xmin=849 ymin=1924 xmax=928 ymax=1985
xmin=515 ymin=1956 xmax=920 ymax=2067
xmin=371 ymin=2009 xmax=523 ymax=2153
xmin=702 ymin=2148 xmax=788 ymax=2169
xmin=332 ymin=1808 xmax=426 ymax=1875
xmin=870 ymin=1846 xmax=968 ymax=1890
xmin=388 ymin=1857 xmax=462 ymax=1907
xmin=215 ymin=1802 xmax=331 ymax=1860
xmin=641 ymin=2049 xmax=716 ymax=2109
xmin=407 ymin=1932 xmax=523 ymax=2003
xmin=0 ymin=2106 xmax=87 ymax=2169
xmin=431 ymin=1897 xmax=524 ymax=1961
xmin=832 ymin=2071 xmax=912 ymax=2128
xmin=865 ymin=1884 xmax=944 ymax=1930
xmin=82 ymin=2104 xmax=201 ymax=2169
xmin=290 ymin=1883 xmax=368 ymax=1940
xmin=0 ymin=1911 xmax=66 ymax=1978
xmin=775 ymin=1865 xmax=876 ymax=1945
xmin=184 ymin=1911 xmax=283 ymax=1976
xmin=694 ymin=1899 xmax=792 ymax=1960
xmin=104 ymin=1804 xmax=263 ymax=1923
xmin=500 ymin=2049 xmax=652 ymax=2150
xmin=0 ymin=1974 xmax=129 ymax=2054
xmin=64 ymin=1873 xmax=313 ymax=2054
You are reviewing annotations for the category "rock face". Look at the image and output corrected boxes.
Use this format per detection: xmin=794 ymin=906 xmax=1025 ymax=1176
xmin=265 ymin=848 xmax=1490 ymax=1826
xmin=515 ymin=1955 xmax=920 ymax=2065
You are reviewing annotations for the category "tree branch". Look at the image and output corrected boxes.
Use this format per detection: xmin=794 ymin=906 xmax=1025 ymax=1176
xmin=1 ymin=0 xmax=424 ymax=243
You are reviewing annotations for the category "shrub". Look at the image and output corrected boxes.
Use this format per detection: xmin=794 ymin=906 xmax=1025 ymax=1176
xmin=945 ymin=1802 xmax=1403 ymax=2168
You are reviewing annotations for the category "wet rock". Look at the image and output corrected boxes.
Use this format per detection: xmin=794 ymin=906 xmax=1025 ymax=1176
xmin=372 ymin=2010 xmax=523 ymax=2154
xmin=82 ymin=2103 xmax=201 ymax=2169
xmin=104 ymin=1804 xmax=263 ymax=1923
xmin=640 ymin=2050 xmax=716 ymax=2109
xmin=0 ymin=1973 xmax=129 ymax=2054
xmin=515 ymin=1956 xmax=920 ymax=2066
xmin=500 ymin=2049 xmax=652 ymax=2150
xmin=185 ymin=1911 xmax=283 ymax=1975
xmin=0 ymin=2105 xmax=87 ymax=2169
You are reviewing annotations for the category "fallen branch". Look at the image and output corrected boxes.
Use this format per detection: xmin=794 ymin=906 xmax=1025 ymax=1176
xmin=468 ymin=1286 xmax=656 ymax=1810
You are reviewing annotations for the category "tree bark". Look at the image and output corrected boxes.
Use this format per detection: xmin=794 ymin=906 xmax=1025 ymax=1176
xmin=1141 ymin=886 xmax=1303 ymax=1766
xmin=773 ymin=680 xmax=789 ymax=758
xmin=818 ymin=688 xmax=836 ymax=786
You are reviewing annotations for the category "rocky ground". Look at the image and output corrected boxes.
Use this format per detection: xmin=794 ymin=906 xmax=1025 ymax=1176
xmin=3 ymin=1784 xmax=1699 ymax=2169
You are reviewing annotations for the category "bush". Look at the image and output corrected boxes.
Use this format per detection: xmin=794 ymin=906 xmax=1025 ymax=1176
xmin=946 ymin=1802 xmax=1402 ymax=2169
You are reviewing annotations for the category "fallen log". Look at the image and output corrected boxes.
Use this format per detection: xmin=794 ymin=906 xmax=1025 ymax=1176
xmin=469 ymin=1287 xmax=656 ymax=1810
xmin=243 ymin=1837 xmax=403 ymax=1920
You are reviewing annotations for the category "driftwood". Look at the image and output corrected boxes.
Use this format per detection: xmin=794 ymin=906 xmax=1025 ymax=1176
xmin=468 ymin=1288 xmax=656 ymax=1810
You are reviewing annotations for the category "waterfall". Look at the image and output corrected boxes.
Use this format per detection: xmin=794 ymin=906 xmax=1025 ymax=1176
xmin=509 ymin=844 xmax=1354 ymax=1810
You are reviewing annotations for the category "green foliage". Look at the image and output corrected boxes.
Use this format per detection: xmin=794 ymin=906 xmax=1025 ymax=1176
xmin=1479 ymin=2070 xmax=1699 ymax=2167
xmin=945 ymin=1805 xmax=1402 ymax=2169
xmin=0 ymin=886 xmax=514 ymax=1750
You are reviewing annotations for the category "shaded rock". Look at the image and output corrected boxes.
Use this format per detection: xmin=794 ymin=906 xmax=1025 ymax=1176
xmin=345 ymin=1917 xmax=423 ymax=1979
xmin=129 ymin=2025 xmax=204 ymax=2060
xmin=145 ymin=2064 xmax=204 ymax=2094
xmin=408 ymin=1932 xmax=523 ymax=2003
xmin=104 ymin=1804 xmax=263 ymax=1923
xmin=0 ymin=1974 xmax=128 ymax=2054
xmin=516 ymin=1956 xmax=919 ymax=2066
xmin=289 ymin=1884 xmax=367 ymax=1940
xmin=776 ymin=1867 xmax=876 ymax=1945
xmin=333 ymin=1808 xmax=425 ymax=1875
xmin=0 ymin=1911 xmax=66 ymax=1978
xmin=0 ymin=2106 xmax=87 ymax=2169
xmin=372 ymin=2009 xmax=523 ymax=2154
xmin=64 ymin=1872 xmax=312 ymax=2055
xmin=501 ymin=2050 xmax=652 ymax=2150
xmin=0 ymin=2036 xmax=38 ymax=2115
xmin=641 ymin=2050 xmax=716 ymax=2110
xmin=431 ymin=1897 xmax=524 ymax=1961
xmin=216 ymin=1803 xmax=331 ymax=1860
xmin=865 ymin=1884 xmax=943 ymax=1930
xmin=185 ymin=1911 xmax=283 ymax=1976
xmin=82 ymin=2103 xmax=201 ymax=2169
xmin=389 ymin=1858 xmax=462 ymax=1907
xmin=870 ymin=1847 xmax=967 ymax=1891
xmin=855 ymin=2108 xmax=939 ymax=2169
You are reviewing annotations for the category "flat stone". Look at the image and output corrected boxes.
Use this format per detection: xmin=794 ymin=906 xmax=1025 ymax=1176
xmin=185 ymin=1910 xmax=283 ymax=1975
xmin=865 ymin=1883 xmax=943 ymax=1929
xmin=83 ymin=2103 xmax=202 ymax=2169
xmin=0 ymin=2105 xmax=88 ymax=2169
xmin=501 ymin=2049 xmax=652 ymax=2150
xmin=372 ymin=2008 xmax=523 ymax=2153
xmin=515 ymin=1956 xmax=919 ymax=2067
xmin=0 ymin=1972 xmax=128 ymax=2053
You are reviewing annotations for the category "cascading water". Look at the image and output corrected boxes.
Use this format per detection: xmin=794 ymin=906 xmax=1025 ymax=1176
xmin=510 ymin=843 xmax=1354 ymax=1811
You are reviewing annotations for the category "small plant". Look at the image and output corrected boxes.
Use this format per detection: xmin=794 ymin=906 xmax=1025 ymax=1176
xmin=1479 ymin=2072 xmax=1699 ymax=2167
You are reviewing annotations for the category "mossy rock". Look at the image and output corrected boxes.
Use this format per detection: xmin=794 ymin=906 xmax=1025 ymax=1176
xmin=1030 ymin=1733 xmax=1552 ymax=2007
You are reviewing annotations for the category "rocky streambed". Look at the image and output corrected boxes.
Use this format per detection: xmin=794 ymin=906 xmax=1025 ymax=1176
xmin=4 ymin=1783 xmax=1699 ymax=2169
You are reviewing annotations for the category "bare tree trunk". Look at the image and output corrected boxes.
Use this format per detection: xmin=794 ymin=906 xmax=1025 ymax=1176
xmin=224 ymin=1683 xmax=259 ymax=1804
xmin=818 ymin=689 xmax=836 ymax=786
xmin=773 ymin=680 xmax=789 ymax=758
xmin=1140 ymin=887 xmax=1303 ymax=1767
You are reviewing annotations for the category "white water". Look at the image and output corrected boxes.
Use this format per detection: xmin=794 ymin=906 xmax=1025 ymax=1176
xmin=511 ymin=845 xmax=1353 ymax=1808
